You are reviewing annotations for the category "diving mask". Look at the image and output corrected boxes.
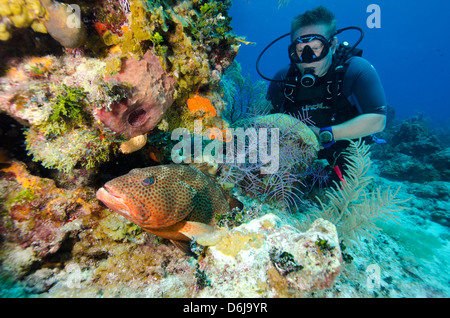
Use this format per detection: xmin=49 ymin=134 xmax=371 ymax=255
xmin=288 ymin=34 xmax=332 ymax=64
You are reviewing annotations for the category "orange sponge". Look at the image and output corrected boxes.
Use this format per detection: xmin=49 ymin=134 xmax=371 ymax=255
xmin=187 ymin=94 xmax=217 ymax=119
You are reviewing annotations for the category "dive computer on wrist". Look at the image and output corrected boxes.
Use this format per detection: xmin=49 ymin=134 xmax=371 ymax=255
xmin=319 ymin=126 xmax=335 ymax=148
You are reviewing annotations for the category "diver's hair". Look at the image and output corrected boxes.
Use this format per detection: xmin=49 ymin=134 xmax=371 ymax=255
xmin=291 ymin=6 xmax=337 ymax=41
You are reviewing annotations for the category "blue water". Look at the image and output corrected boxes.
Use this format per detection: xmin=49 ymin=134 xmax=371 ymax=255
xmin=229 ymin=0 xmax=450 ymax=126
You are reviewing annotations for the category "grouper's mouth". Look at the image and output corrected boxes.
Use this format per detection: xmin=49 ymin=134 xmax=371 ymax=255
xmin=96 ymin=186 xmax=132 ymax=218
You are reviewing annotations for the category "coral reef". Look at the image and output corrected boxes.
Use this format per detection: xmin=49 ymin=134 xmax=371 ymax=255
xmin=196 ymin=214 xmax=342 ymax=297
xmin=0 ymin=54 xmax=124 ymax=172
xmin=0 ymin=161 xmax=100 ymax=259
xmin=1 ymin=157 xmax=449 ymax=297
xmin=187 ymin=94 xmax=217 ymax=119
xmin=0 ymin=160 xmax=198 ymax=296
xmin=371 ymin=114 xmax=448 ymax=182
xmin=216 ymin=205 xmax=260 ymax=229
xmin=0 ymin=0 xmax=241 ymax=175
xmin=405 ymin=181 xmax=450 ymax=227
xmin=427 ymin=147 xmax=450 ymax=181
xmin=7 ymin=0 xmax=445 ymax=300
xmin=24 ymin=127 xmax=115 ymax=173
xmin=1 ymin=161 xmax=342 ymax=298
xmin=95 ymin=0 xmax=238 ymax=103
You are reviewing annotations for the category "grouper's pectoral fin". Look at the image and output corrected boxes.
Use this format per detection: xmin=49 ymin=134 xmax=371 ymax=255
xmin=147 ymin=221 xmax=228 ymax=254
xmin=177 ymin=221 xmax=215 ymax=240
xmin=168 ymin=222 xmax=220 ymax=255
xmin=178 ymin=221 xmax=227 ymax=246
xmin=145 ymin=220 xmax=220 ymax=242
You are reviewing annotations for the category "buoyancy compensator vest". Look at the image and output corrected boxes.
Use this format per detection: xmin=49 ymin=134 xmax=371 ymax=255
xmin=281 ymin=41 xmax=363 ymax=127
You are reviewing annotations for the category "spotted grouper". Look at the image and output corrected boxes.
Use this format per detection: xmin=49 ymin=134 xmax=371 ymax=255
xmin=96 ymin=164 xmax=242 ymax=253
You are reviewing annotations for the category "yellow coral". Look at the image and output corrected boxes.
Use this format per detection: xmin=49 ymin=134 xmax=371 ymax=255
xmin=2 ymin=161 xmax=57 ymax=193
xmin=0 ymin=0 xmax=49 ymax=41
xmin=129 ymin=0 xmax=155 ymax=42
xmin=215 ymin=230 xmax=265 ymax=258
xmin=30 ymin=19 xmax=46 ymax=33
xmin=9 ymin=2 xmax=23 ymax=16
xmin=109 ymin=45 xmax=122 ymax=55
xmin=0 ymin=21 xmax=11 ymax=40
xmin=0 ymin=1 xmax=12 ymax=16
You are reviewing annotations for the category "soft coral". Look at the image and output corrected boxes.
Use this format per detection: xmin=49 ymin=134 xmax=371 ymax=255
xmin=218 ymin=113 xmax=319 ymax=212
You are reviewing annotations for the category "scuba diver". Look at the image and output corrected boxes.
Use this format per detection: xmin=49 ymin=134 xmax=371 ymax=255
xmin=259 ymin=6 xmax=387 ymax=184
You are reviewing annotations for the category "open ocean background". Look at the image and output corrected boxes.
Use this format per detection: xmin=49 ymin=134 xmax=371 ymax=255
xmin=229 ymin=0 xmax=450 ymax=127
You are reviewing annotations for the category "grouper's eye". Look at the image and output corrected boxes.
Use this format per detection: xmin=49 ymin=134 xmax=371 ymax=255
xmin=141 ymin=176 xmax=156 ymax=186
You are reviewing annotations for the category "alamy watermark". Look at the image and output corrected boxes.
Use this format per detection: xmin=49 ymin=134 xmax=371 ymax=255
xmin=366 ymin=263 xmax=381 ymax=290
xmin=170 ymin=120 xmax=280 ymax=174
xmin=366 ymin=4 xmax=381 ymax=29
xmin=66 ymin=4 xmax=82 ymax=29
xmin=50 ymin=3 xmax=82 ymax=29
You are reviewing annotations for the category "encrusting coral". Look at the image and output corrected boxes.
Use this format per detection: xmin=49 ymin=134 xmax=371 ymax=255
xmin=0 ymin=53 xmax=125 ymax=172
xmin=0 ymin=162 xmax=344 ymax=297
xmin=96 ymin=0 xmax=238 ymax=102
xmin=195 ymin=214 xmax=342 ymax=297
xmin=24 ymin=127 xmax=116 ymax=173
xmin=0 ymin=161 xmax=99 ymax=259
xmin=0 ymin=161 xmax=198 ymax=296
xmin=186 ymin=94 xmax=217 ymax=119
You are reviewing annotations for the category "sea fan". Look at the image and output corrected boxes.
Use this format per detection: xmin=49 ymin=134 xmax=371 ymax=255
xmin=262 ymin=166 xmax=305 ymax=211
xmin=217 ymin=112 xmax=318 ymax=212
xmin=302 ymin=160 xmax=331 ymax=190
xmin=221 ymin=61 xmax=272 ymax=124
xmin=311 ymin=139 xmax=411 ymax=250
xmin=219 ymin=63 xmax=320 ymax=212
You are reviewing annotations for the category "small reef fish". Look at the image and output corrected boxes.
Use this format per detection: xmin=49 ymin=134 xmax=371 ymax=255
xmin=236 ymin=38 xmax=256 ymax=46
xmin=96 ymin=164 xmax=242 ymax=253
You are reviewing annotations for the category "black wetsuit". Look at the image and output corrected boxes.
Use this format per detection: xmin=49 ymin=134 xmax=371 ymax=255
xmin=267 ymin=56 xmax=387 ymax=180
